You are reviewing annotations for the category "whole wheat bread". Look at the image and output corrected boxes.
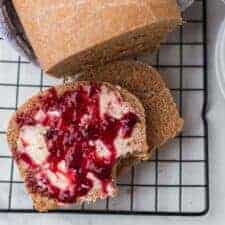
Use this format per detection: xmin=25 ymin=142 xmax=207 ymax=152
xmin=76 ymin=60 xmax=184 ymax=151
xmin=12 ymin=0 xmax=182 ymax=77
xmin=7 ymin=81 xmax=149 ymax=211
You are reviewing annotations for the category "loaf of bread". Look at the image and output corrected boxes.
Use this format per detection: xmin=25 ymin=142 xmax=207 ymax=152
xmin=12 ymin=0 xmax=182 ymax=77
xmin=77 ymin=60 xmax=184 ymax=152
xmin=7 ymin=81 xmax=149 ymax=211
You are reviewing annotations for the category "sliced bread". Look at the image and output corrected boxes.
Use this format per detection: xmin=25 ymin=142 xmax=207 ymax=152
xmin=7 ymin=81 xmax=149 ymax=211
xmin=76 ymin=60 xmax=184 ymax=151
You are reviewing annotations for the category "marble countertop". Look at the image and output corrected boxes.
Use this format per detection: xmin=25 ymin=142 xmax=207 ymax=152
xmin=1 ymin=0 xmax=225 ymax=224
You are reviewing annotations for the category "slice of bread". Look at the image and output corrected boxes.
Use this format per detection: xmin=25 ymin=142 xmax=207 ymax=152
xmin=12 ymin=0 xmax=182 ymax=77
xmin=7 ymin=81 xmax=149 ymax=212
xmin=76 ymin=60 xmax=184 ymax=152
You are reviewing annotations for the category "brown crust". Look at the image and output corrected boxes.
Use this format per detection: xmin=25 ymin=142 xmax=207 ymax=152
xmin=76 ymin=60 xmax=184 ymax=151
xmin=12 ymin=0 xmax=182 ymax=77
xmin=7 ymin=81 xmax=148 ymax=212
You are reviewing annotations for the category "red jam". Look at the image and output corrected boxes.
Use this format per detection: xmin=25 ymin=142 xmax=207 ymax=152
xmin=15 ymin=84 xmax=139 ymax=203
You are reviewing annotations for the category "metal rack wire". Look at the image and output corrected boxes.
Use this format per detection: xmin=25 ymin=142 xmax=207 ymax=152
xmin=0 ymin=0 xmax=209 ymax=215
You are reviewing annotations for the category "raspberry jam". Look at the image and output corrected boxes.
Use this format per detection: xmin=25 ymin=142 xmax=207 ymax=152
xmin=15 ymin=83 xmax=139 ymax=204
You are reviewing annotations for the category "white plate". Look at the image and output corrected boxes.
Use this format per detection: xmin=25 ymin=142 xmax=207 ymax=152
xmin=215 ymin=16 xmax=225 ymax=99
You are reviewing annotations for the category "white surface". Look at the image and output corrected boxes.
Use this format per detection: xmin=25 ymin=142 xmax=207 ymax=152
xmin=0 ymin=0 xmax=224 ymax=224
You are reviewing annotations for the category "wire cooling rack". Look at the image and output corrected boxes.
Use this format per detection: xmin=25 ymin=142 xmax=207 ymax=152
xmin=0 ymin=0 xmax=208 ymax=215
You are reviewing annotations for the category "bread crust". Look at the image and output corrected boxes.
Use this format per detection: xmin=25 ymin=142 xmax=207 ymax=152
xmin=12 ymin=0 xmax=182 ymax=77
xmin=7 ymin=81 xmax=148 ymax=212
